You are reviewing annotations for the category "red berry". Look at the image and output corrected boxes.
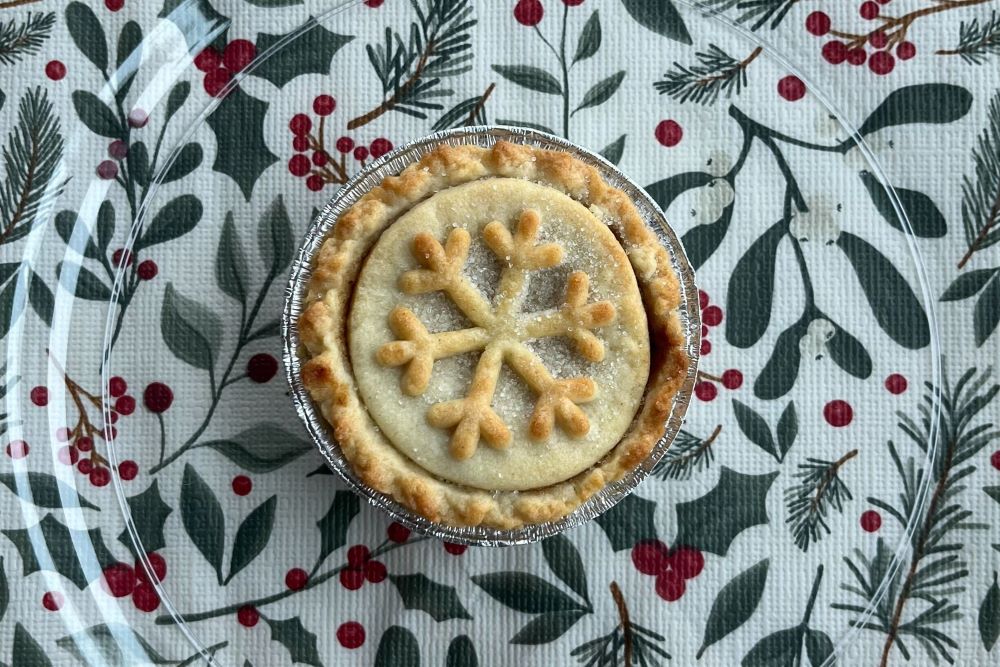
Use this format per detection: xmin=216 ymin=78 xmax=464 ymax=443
xmin=77 ymin=458 xmax=94 ymax=474
xmin=312 ymin=151 xmax=329 ymax=167
xmin=388 ymin=522 xmax=410 ymax=543
xmin=112 ymin=248 xmax=132 ymax=267
xmin=670 ymin=547 xmax=704 ymax=579
xmin=45 ymin=60 xmax=66 ymax=81
xmin=336 ymin=136 xmax=355 ymax=153
xmin=444 ymin=542 xmax=468 ymax=555
xmin=313 ymin=94 xmax=336 ymax=116
xmin=364 ymin=0 xmax=385 ymax=6
xmin=822 ymin=41 xmax=848 ymax=64
xmin=860 ymin=510 xmax=882 ymax=532
xmin=869 ymin=31 xmax=888 ymax=49
xmin=347 ymin=545 xmax=370 ymax=567
xmin=823 ymin=399 xmax=853 ymax=427
xmin=337 ymin=621 xmax=366 ymax=649
xmin=655 ymin=569 xmax=686 ymax=601
xmin=223 ymin=39 xmax=256 ymax=72
xmin=136 ymin=552 xmax=167 ymax=584
xmin=655 ymin=120 xmax=683 ymax=147
xmin=701 ymin=324 xmax=709 ymax=338
xmin=563 ymin=0 xmax=585 ymax=5
xmin=370 ymin=137 xmax=393 ymax=158
xmin=203 ymin=68 xmax=231 ymax=97
xmin=285 ymin=568 xmax=309 ymax=590
xmin=289 ymin=114 xmax=312 ymax=135
xmin=90 ymin=467 xmax=110 ymax=487
xmin=288 ymin=154 xmax=311 ymax=177
xmin=247 ymin=353 xmax=278 ymax=383
xmin=805 ymin=11 xmax=831 ymax=36
xmin=132 ymin=582 xmax=161 ymax=612
xmin=237 ymin=605 xmax=259 ymax=627
xmin=884 ymin=373 xmax=907 ymax=394
xmin=777 ymin=75 xmax=806 ymax=101
xmin=699 ymin=290 xmax=709 ymax=309
xmin=137 ymin=259 xmax=158 ymax=280
xmin=631 ymin=540 xmax=671 ymax=575
xmin=102 ymin=425 xmax=117 ymax=440
xmin=876 ymin=0 xmax=891 ymax=3
xmin=721 ymin=369 xmax=743 ymax=390
xmin=896 ymin=41 xmax=916 ymax=60
xmin=42 ymin=591 xmax=64 ymax=611
xmin=292 ymin=135 xmax=310 ymax=152
xmin=102 ymin=563 xmax=136 ymax=597
xmin=514 ymin=0 xmax=544 ymax=26
xmin=232 ymin=475 xmax=253 ymax=496
xmin=340 ymin=568 xmax=365 ymax=590
xmin=869 ymin=51 xmax=895 ymax=75
xmin=109 ymin=376 xmax=127 ymax=397
xmin=991 ymin=450 xmax=1000 ymax=471
xmin=127 ymin=109 xmax=148 ymax=128
xmin=76 ymin=436 xmax=93 ymax=452
xmin=194 ymin=48 xmax=221 ymax=72
xmin=105 ymin=0 xmax=124 ymax=11
xmin=30 ymin=386 xmax=48 ymax=406
xmin=702 ymin=305 xmax=723 ymax=326
xmin=700 ymin=339 xmax=711 ymax=356
xmin=143 ymin=382 xmax=173 ymax=413
xmin=97 ymin=160 xmax=119 ymax=180
xmin=860 ymin=1 xmax=879 ymax=19
xmin=365 ymin=560 xmax=387 ymax=583
xmin=847 ymin=48 xmax=867 ymax=66
xmin=55 ymin=427 xmax=71 ymax=442
xmin=695 ymin=381 xmax=717 ymax=402
xmin=108 ymin=411 xmax=119 ymax=425
xmin=115 ymin=395 xmax=136 ymax=415
xmin=353 ymin=146 xmax=369 ymax=161
xmin=118 ymin=460 xmax=138 ymax=481
xmin=306 ymin=175 xmax=325 ymax=192
xmin=58 ymin=446 xmax=79 ymax=465
xmin=6 ymin=440 xmax=28 ymax=459
xmin=108 ymin=140 xmax=128 ymax=159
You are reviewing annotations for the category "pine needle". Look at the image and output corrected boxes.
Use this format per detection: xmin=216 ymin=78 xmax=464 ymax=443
xmin=651 ymin=426 xmax=720 ymax=480
xmin=695 ymin=0 xmax=800 ymax=31
xmin=938 ymin=10 xmax=1000 ymax=64
xmin=958 ymin=89 xmax=1000 ymax=267
xmin=0 ymin=12 xmax=55 ymax=66
xmin=785 ymin=450 xmax=857 ymax=551
xmin=654 ymin=45 xmax=761 ymax=106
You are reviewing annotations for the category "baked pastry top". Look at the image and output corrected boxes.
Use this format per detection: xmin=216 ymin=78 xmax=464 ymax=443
xmin=299 ymin=141 xmax=688 ymax=529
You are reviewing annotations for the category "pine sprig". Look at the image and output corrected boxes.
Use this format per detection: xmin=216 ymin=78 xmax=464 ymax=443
xmin=1 ymin=87 xmax=65 ymax=246
xmin=348 ymin=0 xmax=476 ymax=129
xmin=695 ymin=0 xmax=801 ymax=31
xmin=0 ymin=366 xmax=13 ymax=437
xmin=833 ymin=366 xmax=1000 ymax=666
xmin=958 ymin=89 xmax=1000 ymax=268
xmin=651 ymin=425 xmax=721 ymax=480
xmin=938 ymin=10 xmax=1000 ymax=64
xmin=654 ymin=45 xmax=761 ymax=106
xmin=785 ymin=449 xmax=857 ymax=552
xmin=431 ymin=82 xmax=494 ymax=131
xmin=571 ymin=622 xmax=671 ymax=666
xmin=0 ymin=12 xmax=55 ymax=67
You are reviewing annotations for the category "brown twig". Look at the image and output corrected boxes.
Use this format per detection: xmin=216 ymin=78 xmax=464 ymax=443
xmin=47 ymin=351 xmax=108 ymax=466
xmin=957 ymin=191 xmax=1000 ymax=268
xmin=0 ymin=114 xmax=40 ymax=245
xmin=696 ymin=370 xmax=723 ymax=383
xmin=347 ymin=42 xmax=434 ymax=130
xmin=609 ymin=581 xmax=633 ymax=667
xmin=465 ymin=82 xmax=495 ymax=125
xmin=698 ymin=46 xmax=762 ymax=87
xmin=0 ymin=0 xmax=43 ymax=9
xmin=830 ymin=0 xmax=987 ymax=51
xmin=809 ymin=448 xmax=858 ymax=514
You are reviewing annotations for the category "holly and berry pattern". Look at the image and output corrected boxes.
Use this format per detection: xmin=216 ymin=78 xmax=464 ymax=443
xmin=1 ymin=0 xmax=999 ymax=665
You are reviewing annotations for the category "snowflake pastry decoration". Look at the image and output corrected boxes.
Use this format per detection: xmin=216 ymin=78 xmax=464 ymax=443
xmin=375 ymin=209 xmax=618 ymax=460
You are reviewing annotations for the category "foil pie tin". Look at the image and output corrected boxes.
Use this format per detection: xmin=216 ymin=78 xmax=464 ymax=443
xmin=282 ymin=126 xmax=701 ymax=546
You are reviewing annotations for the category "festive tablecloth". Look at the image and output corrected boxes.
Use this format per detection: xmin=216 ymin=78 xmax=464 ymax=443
xmin=1 ymin=0 xmax=999 ymax=665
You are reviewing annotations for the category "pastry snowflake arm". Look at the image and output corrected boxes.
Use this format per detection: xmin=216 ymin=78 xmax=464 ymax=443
xmin=506 ymin=343 xmax=596 ymax=440
xmin=398 ymin=228 xmax=493 ymax=325
xmin=524 ymin=271 xmax=617 ymax=362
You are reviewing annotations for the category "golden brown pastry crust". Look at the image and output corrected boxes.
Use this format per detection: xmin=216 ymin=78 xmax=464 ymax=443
xmin=299 ymin=141 xmax=689 ymax=529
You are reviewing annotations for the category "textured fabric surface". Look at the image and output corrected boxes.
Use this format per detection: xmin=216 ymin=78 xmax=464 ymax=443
xmin=1 ymin=0 xmax=999 ymax=665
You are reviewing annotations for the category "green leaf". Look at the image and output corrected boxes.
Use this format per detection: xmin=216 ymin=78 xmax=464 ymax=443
xmin=573 ymin=11 xmax=601 ymax=63
xmin=57 ymin=262 xmax=111 ymax=301
xmin=980 ymin=573 xmax=1000 ymax=651
xmin=206 ymin=87 xmax=278 ymax=200
xmin=117 ymin=480 xmax=173 ymax=555
xmin=511 ymin=610 xmax=587 ymax=645
xmin=726 ymin=220 xmax=783 ymax=348
xmin=542 ymin=534 xmax=590 ymax=605
xmin=227 ymin=495 xmax=276 ymax=583
xmin=200 ymin=424 xmax=312 ymax=473
xmin=837 ymin=232 xmax=929 ymax=349
xmin=2 ymin=514 xmax=115 ymax=590
xmin=595 ymin=493 xmax=658 ymax=551
xmin=180 ymin=464 xmax=225 ymax=583
xmin=732 ymin=399 xmax=778 ymax=461
xmin=0 ymin=472 xmax=99 ymax=510
xmin=827 ymin=321 xmax=872 ymax=380
xmin=804 ymin=630 xmax=834 ymax=666
xmin=158 ymin=0 xmax=228 ymax=50
xmin=697 ymin=559 xmax=770 ymax=659
xmin=447 ymin=635 xmax=477 ymax=666
xmin=117 ymin=20 xmax=142 ymax=70
xmin=264 ymin=617 xmax=322 ymax=667
xmin=56 ymin=624 xmax=171 ymax=665
xmin=645 ymin=171 xmax=714 ymax=211
xmin=620 ymin=0 xmax=691 ymax=45
xmin=247 ymin=0 xmax=303 ymax=6
xmin=986 ymin=486 xmax=1000 ymax=505
xmin=776 ymin=403 xmax=797 ymax=460
xmin=574 ymin=71 xmax=625 ymax=114
xmin=259 ymin=195 xmax=294 ymax=281
xmin=165 ymin=81 xmax=190 ymax=122
xmin=375 ymin=626 xmax=420 ymax=667
xmin=137 ymin=194 xmax=202 ymax=251
xmin=55 ymin=210 xmax=102 ymax=259
xmin=495 ymin=119 xmax=557 ymax=135
xmin=66 ymin=2 xmax=108 ymax=71
xmin=0 ymin=274 xmax=25 ymax=339
xmin=97 ymin=201 xmax=115 ymax=250
xmin=216 ymin=213 xmax=247 ymax=303
xmin=741 ymin=626 xmax=802 ymax=666
xmin=859 ymin=171 xmax=947 ymax=238
xmin=0 ymin=557 xmax=8 ymax=624
xmin=857 ymin=84 xmax=972 ymax=137
xmin=472 ymin=572 xmax=583 ymax=614
xmin=130 ymin=141 xmax=151 ymax=187
xmin=754 ymin=320 xmax=806 ymax=399
xmin=160 ymin=283 xmax=223 ymax=371
xmin=72 ymin=91 xmax=122 ymax=139
xmin=252 ymin=19 xmax=353 ymax=88
xmin=975 ymin=274 xmax=1000 ymax=346
xmin=681 ymin=204 xmax=734 ymax=270
xmin=161 ymin=143 xmax=203 ymax=184
xmin=941 ymin=268 xmax=999 ymax=301
xmin=14 ymin=624 xmax=52 ymax=667
xmin=599 ymin=134 xmax=626 ymax=166
xmin=390 ymin=574 xmax=473 ymax=621
xmin=675 ymin=468 xmax=778 ymax=556
xmin=317 ymin=490 xmax=360 ymax=564
xmin=492 ymin=65 xmax=562 ymax=95
xmin=28 ymin=272 xmax=53 ymax=326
